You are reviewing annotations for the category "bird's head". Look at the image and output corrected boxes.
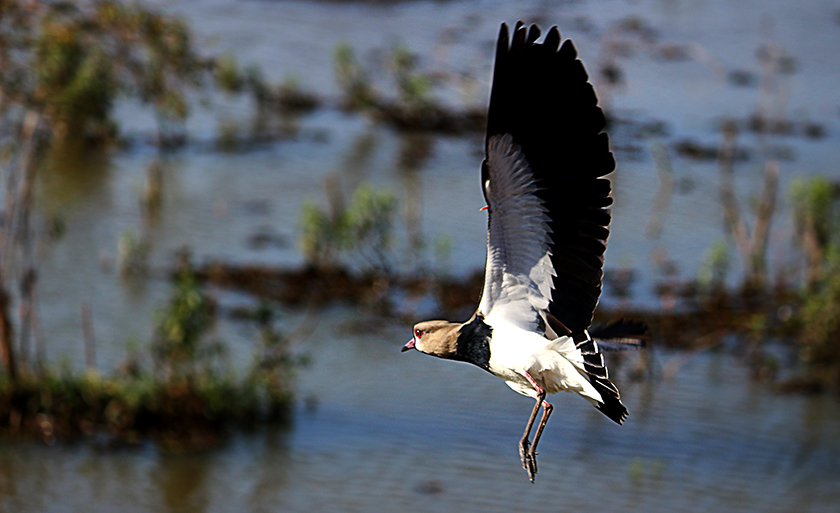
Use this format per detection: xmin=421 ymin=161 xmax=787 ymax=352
xmin=402 ymin=320 xmax=459 ymax=358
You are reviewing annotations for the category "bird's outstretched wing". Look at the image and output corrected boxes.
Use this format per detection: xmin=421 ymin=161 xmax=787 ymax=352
xmin=477 ymin=22 xmax=614 ymax=335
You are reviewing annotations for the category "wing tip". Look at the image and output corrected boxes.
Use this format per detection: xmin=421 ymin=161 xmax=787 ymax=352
xmin=498 ymin=22 xmax=510 ymax=50
xmin=497 ymin=21 xmax=564 ymax=54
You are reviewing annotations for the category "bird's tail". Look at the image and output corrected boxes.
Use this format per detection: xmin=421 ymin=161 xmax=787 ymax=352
xmin=543 ymin=330 xmax=629 ymax=424
xmin=571 ymin=330 xmax=628 ymax=424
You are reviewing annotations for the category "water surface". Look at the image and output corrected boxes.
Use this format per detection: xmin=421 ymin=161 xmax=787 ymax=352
xmin=3 ymin=311 xmax=840 ymax=512
xmin=5 ymin=0 xmax=840 ymax=510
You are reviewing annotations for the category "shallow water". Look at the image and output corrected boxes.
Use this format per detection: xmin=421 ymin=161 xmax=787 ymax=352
xmin=33 ymin=0 xmax=840 ymax=364
xmin=5 ymin=0 xmax=840 ymax=510
xmin=3 ymin=310 xmax=840 ymax=512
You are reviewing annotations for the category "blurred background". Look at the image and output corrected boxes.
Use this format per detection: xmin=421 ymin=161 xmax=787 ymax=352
xmin=1 ymin=0 xmax=840 ymax=511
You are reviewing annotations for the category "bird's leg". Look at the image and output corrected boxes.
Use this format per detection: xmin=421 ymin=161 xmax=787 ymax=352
xmin=519 ymin=372 xmax=546 ymax=482
xmin=519 ymin=395 xmax=541 ymax=470
xmin=527 ymin=399 xmax=553 ymax=476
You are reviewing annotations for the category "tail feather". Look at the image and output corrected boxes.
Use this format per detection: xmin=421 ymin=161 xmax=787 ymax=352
xmin=595 ymin=391 xmax=628 ymax=424
xmin=573 ymin=330 xmax=628 ymax=425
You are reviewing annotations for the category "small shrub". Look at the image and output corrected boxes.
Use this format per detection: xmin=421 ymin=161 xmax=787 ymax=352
xmin=333 ymin=43 xmax=379 ymax=110
xmin=276 ymin=75 xmax=320 ymax=113
xmin=299 ymin=182 xmax=396 ymax=272
xmin=117 ymin=230 xmax=149 ymax=277
xmin=788 ymin=177 xmax=840 ymax=392
xmin=391 ymin=45 xmax=432 ymax=108
xmin=152 ymin=255 xmax=215 ymax=378
xmin=798 ymin=248 xmax=840 ymax=390
xmin=0 ymin=259 xmax=296 ymax=448
xmin=215 ymin=54 xmax=243 ymax=93
xmin=697 ymin=239 xmax=730 ymax=293
xmin=790 ymin=177 xmax=840 ymax=287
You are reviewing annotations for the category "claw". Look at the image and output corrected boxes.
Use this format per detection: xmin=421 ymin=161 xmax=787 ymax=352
xmin=528 ymin=449 xmax=538 ymax=478
xmin=525 ymin=452 xmax=538 ymax=482
xmin=519 ymin=438 xmax=531 ymax=470
xmin=519 ymin=438 xmax=538 ymax=481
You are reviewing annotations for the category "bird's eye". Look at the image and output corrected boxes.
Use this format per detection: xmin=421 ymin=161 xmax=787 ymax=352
xmin=414 ymin=329 xmax=422 ymax=339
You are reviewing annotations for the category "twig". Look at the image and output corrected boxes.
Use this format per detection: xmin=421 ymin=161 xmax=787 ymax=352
xmin=752 ymin=159 xmax=779 ymax=276
xmin=82 ymin=302 xmax=97 ymax=374
xmin=718 ymin=121 xmax=752 ymax=267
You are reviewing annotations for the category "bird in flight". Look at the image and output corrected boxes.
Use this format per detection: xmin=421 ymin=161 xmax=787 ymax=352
xmin=401 ymin=21 xmax=645 ymax=482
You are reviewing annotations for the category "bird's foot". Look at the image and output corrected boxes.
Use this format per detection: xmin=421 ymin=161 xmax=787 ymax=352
xmin=519 ymin=438 xmax=530 ymax=470
xmin=525 ymin=449 xmax=538 ymax=483
xmin=519 ymin=439 xmax=538 ymax=482
xmin=525 ymin=447 xmax=537 ymax=483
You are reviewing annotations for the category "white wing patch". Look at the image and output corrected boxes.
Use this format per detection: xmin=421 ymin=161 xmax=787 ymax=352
xmin=478 ymin=134 xmax=556 ymax=332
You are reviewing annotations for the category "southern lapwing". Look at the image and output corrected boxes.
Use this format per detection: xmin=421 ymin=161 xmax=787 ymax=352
xmin=401 ymin=21 xmax=646 ymax=482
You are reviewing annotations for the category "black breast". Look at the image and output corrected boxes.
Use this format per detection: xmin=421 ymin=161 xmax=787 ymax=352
xmin=455 ymin=316 xmax=492 ymax=371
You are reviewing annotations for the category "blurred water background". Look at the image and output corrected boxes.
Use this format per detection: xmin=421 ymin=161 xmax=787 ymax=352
xmin=2 ymin=0 xmax=840 ymax=511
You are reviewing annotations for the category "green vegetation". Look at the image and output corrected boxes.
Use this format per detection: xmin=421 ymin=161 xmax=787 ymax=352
xmin=219 ymin=55 xmax=320 ymax=115
xmin=644 ymin=37 xmax=840 ymax=394
xmin=1 ymin=0 xmax=208 ymax=381
xmin=696 ymin=239 xmax=730 ymax=294
xmin=790 ymin=176 xmax=838 ymax=288
xmin=390 ymin=44 xmax=432 ymax=109
xmin=1 ymin=0 xmax=209 ymax=145
xmin=0 ymin=0 xmax=304 ymax=381
xmin=678 ymin=174 xmax=840 ymax=394
xmin=799 ymin=249 xmax=840 ymax=385
xmin=0 ymin=2 xmax=311 ymax=446
xmin=332 ymin=42 xmax=485 ymax=133
xmin=333 ymin=43 xmax=379 ymax=111
xmin=300 ymin=182 xmax=397 ymax=272
xmin=0 ymin=256 xmax=295 ymax=449
xmin=153 ymin=257 xmax=219 ymax=379
xmin=788 ymin=178 xmax=840 ymax=390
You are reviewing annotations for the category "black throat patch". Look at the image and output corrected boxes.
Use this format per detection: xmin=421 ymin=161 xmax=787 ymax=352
xmin=454 ymin=315 xmax=492 ymax=371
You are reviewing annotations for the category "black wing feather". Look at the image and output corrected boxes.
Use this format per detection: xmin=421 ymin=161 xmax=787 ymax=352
xmin=484 ymin=22 xmax=614 ymax=333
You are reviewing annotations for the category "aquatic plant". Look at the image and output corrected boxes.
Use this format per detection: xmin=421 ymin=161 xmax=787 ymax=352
xmin=215 ymin=54 xmax=244 ymax=94
xmin=275 ymin=74 xmax=320 ymax=114
xmin=345 ymin=184 xmax=397 ymax=271
xmin=785 ymin=177 xmax=840 ymax=392
xmin=226 ymin=65 xmax=319 ymax=142
xmin=0 ymin=364 xmax=281 ymax=449
xmin=717 ymin=121 xmax=779 ymax=292
xmin=333 ymin=43 xmax=379 ymax=111
xmin=299 ymin=180 xmax=397 ymax=273
xmin=697 ymin=239 xmax=731 ymax=293
xmin=0 ymin=256 xmax=296 ymax=448
xmin=152 ymin=254 xmax=217 ymax=379
xmin=790 ymin=176 xmax=839 ymax=288
xmin=117 ymin=230 xmax=149 ymax=277
xmin=390 ymin=44 xmax=432 ymax=108
xmin=0 ymin=0 xmax=303 ymax=380
xmin=332 ymin=42 xmax=484 ymax=133
xmin=245 ymin=304 xmax=296 ymax=420
xmin=0 ymin=0 xmax=210 ymax=380
xmin=796 ymin=249 xmax=840 ymax=393
xmin=1 ymin=0 xmax=213 ymax=145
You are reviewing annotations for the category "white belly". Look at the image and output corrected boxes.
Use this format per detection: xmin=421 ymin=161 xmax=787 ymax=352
xmin=486 ymin=318 xmax=602 ymax=404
